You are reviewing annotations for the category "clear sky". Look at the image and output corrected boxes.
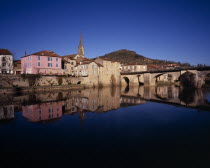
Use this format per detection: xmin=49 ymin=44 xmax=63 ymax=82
xmin=1 ymin=0 xmax=209 ymax=65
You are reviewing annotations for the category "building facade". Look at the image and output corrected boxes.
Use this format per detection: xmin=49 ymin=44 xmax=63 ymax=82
xmin=121 ymin=64 xmax=147 ymax=73
xmin=21 ymin=50 xmax=63 ymax=75
xmin=13 ymin=60 xmax=22 ymax=75
xmin=95 ymin=58 xmax=121 ymax=86
xmin=0 ymin=49 xmax=13 ymax=74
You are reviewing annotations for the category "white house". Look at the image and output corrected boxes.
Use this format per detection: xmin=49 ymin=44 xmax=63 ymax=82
xmin=0 ymin=49 xmax=13 ymax=74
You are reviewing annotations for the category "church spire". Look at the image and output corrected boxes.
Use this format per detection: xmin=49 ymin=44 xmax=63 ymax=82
xmin=78 ymin=33 xmax=84 ymax=57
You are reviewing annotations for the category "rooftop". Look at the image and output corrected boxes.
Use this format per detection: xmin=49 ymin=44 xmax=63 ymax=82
xmin=22 ymin=50 xmax=61 ymax=58
xmin=32 ymin=50 xmax=60 ymax=57
xmin=0 ymin=49 xmax=12 ymax=55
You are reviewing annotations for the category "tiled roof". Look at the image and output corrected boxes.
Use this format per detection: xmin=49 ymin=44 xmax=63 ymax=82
xmin=96 ymin=57 xmax=120 ymax=63
xmin=0 ymin=49 xmax=12 ymax=55
xmin=63 ymin=54 xmax=77 ymax=59
xmin=123 ymin=63 xmax=146 ymax=66
xmin=75 ymin=61 xmax=103 ymax=67
xmin=32 ymin=50 xmax=60 ymax=57
xmin=14 ymin=60 xmax=21 ymax=63
xmin=95 ymin=62 xmax=103 ymax=67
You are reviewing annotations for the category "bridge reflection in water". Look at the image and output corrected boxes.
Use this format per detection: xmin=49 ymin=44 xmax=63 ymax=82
xmin=0 ymin=86 xmax=210 ymax=122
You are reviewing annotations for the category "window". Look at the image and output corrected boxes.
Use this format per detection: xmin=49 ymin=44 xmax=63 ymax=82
xmin=48 ymin=63 xmax=52 ymax=67
xmin=38 ymin=56 xmax=40 ymax=60
xmin=38 ymin=62 xmax=40 ymax=66
xmin=48 ymin=57 xmax=52 ymax=61
xmin=56 ymin=64 xmax=58 ymax=67
xmin=56 ymin=58 xmax=58 ymax=61
xmin=71 ymin=62 xmax=74 ymax=65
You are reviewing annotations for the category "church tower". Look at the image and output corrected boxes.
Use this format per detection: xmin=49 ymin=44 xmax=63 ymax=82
xmin=78 ymin=33 xmax=84 ymax=57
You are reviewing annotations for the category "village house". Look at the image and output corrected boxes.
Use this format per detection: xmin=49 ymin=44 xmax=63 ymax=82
xmin=0 ymin=49 xmax=13 ymax=74
xmin=73 ymin=61 xmax=102 ymax=77
xmin=95 ymin=58 xmax=121 ymax=86
xmin=21 ymin=50 xmax=63 ymax=75
xmin=121 ymin=64 xmax=147 ymax=73
xmin=62 ymin=34 xmax=86 ymax=75
xmin=13 ymin=60 xmax=22 ymax=75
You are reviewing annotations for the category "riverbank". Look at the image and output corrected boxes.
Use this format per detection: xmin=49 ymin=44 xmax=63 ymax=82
xmin=0 ymin=84 xmax=86 ymax=94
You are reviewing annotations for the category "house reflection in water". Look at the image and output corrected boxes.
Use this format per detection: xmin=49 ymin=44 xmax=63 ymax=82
xmin=0 ymin=105 xmax=14 ymax=120
xmin=22 ymin=101 xmax=64 ymax=122
xmin=64 ymin=87 xmax=121 ymax=120
xmin=1 ymin=86 xmax=210 ymax=123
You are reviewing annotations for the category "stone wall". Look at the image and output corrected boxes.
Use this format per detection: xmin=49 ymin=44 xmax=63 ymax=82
xmin=0 ymin=75 xmax=29 ymax=87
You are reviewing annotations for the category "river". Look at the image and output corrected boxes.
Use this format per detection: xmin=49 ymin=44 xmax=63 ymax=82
xmin=0 ymin=86 xmax=210 ymax=167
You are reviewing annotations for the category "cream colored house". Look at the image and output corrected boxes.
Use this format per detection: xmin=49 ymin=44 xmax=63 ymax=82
xmin=95 ymin=58 xmax=121 ymax=86
xmin=121 ymin=64 xmax=147 ymax=73
xmin=73 ymin=61 xmax=102 ymax=77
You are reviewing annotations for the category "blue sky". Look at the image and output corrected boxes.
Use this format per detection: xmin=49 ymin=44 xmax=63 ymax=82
xmin=1 ymin=0 xmax=209 ymax=65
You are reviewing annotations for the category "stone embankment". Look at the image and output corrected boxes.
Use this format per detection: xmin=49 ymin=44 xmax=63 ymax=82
xmin=0 ymin=85 xmax=85 ymax=94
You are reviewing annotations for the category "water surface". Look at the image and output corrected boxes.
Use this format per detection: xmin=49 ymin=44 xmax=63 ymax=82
xmin=0 ymin=86 xmax=210 ymax=167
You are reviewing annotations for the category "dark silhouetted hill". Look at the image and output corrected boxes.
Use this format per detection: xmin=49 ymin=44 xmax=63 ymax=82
xmin=98 ymin=49 xmax=181 ymax=65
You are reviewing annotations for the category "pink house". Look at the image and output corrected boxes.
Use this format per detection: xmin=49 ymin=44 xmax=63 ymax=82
xmin=22 ymin=101 xmax=64 ymax=122
xmin=21 ymin=50 xmax=64 ymax=75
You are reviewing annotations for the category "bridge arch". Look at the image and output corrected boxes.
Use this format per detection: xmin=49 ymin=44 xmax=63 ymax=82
xmin=204 ymin=73 xmax=210 ymax=87
xmin=179 ymin=71 xmax=196 ymax=88
xmin=123 ymin=77 xmax=130 ymax=86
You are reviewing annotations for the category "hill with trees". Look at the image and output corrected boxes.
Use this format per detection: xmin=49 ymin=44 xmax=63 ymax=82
xmin=97 ymin=49 xmax=188 ymax=66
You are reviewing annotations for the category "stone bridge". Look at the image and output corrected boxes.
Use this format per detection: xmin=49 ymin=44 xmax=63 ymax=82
xmin=120 ymin=86 xmax=210 ymax=110
xmin=121 ymin=68 xmax=210 ymax=88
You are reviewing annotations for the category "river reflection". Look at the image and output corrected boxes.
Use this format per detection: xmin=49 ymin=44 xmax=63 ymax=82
xmin=1 ymin=86 xmax=210 ymax=167
xmin=0 ymin=86 xmax=210 ymax=122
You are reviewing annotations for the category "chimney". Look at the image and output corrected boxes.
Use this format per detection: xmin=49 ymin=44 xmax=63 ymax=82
xmin=25 ymin=51 xmax=27 ymax=57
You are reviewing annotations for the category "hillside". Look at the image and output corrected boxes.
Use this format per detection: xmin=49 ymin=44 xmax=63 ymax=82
xmin=98 ymin=49 xmax=180 ymax=65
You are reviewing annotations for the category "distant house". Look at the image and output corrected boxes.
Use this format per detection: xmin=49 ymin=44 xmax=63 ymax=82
xmin=147 ymin=64 xmax=163 ymax=71
xmin=165 ymin=64 xmax=180 ymax=70
xmin=21 ymin=50 xmax=63 ymax=75
xmin=73 ymin=61 xmax=102 ymax=77
xmin=13 ymin=60 xmax=22 ymax=75
xmin=121 ymin=64 xmax=147 ymax=73
xmin=63 ymin=55 xmax=90 ymax=75
xmin=0 ymin=49 xmax=13 ymax=74
xmin=62 ymin=34 xmax=86 ymax=75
